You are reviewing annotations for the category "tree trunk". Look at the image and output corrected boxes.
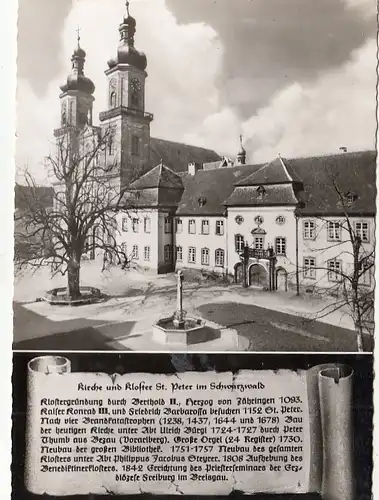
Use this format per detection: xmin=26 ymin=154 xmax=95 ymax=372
xmin=67 ymin=260 xmax=81 ymax=299
xmin=355 ymin=322 xmax=364 ymax=352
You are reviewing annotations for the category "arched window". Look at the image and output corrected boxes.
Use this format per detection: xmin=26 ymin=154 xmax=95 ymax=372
xmin=201 ymin=248 xmax=210 ymax=266
xmin=215 ymin=249 xmax=225 ymax=267
xmin=235 ymin=234 xmax=244 ymax=252
xmin=110 ymin=91 xmax=116 ymax=108
xmin=108 ymin=134 xmax=114 ymax=155
xmin=131 ymin=91 xmax=139 ymax=108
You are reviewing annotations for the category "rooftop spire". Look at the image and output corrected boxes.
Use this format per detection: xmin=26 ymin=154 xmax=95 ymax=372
xmin=236 ymin=134 xmax=247 ymax=165
xmin=107 ymin=0 xmax=147 ymax=71
xmin=76 ymin=25 xmax=81 ymax=47
xmin=60 ymin=29 xmax=95 ymax=95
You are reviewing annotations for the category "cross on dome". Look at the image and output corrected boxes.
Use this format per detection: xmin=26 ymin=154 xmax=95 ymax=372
xmin=76 ymin=25 xmax=82 ymax=45
xmin=125 ymin=0 xmax=130 ymax=16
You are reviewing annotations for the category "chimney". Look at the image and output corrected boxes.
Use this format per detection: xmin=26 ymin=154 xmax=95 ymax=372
xmin=188 ymin=162 xmax=202 ymax=176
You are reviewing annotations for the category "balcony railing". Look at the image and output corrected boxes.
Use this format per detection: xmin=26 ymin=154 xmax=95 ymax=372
xmin=99 ymin=106 xmax=154 ymax=122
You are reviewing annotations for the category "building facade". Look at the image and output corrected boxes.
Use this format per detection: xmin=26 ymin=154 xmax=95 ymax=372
xmin=53 ymin=4 xmax=376 ymax=291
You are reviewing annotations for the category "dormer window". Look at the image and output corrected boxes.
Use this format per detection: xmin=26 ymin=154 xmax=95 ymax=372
xmin=345 ymin=191 xmax=358 ymax=205
xmin=257 ymin=185 xmax=266 ymax=199
xmin=198 ymin=197 xmax=206 ymax=207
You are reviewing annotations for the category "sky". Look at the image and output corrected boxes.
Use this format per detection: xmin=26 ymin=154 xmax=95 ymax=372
xmin=16 ymin=0 xmax=377 ymax=183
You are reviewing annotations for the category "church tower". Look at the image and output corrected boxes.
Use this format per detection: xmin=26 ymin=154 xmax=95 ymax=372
xmin=99 ymin=1 xmax=153 ymax=186
xmin=55 ymin=32 xmax=95 ymax=139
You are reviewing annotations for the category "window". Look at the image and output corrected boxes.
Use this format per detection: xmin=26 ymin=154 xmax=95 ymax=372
xmin=144 ymin=246 xmax=150 ymax=261
xmin=122 ymin=217 xmax=128 ymax=232
xmin=254 ymin=236 xmax=264 ymax=250
xmin=216 ymin=220 xmax=224 ymax=235
xmin=110 ymin=91 xmax=116 ymax=108
xmin=201 ymin=220 xmax=210 ymax=235
xmin=144 ymin=217 xmax=151 ymax=233
xmin=327 ymin=221 xmax=341 ymax=241
xmin=235 ymin=234 xmax=244 ymax=252
xmin=121 ymin=242 xmax=127 ymax=255
xmin=235 ymin=215 xmax=244 ymax=225
xmin=132 ymin=218 xmax=139 ymax=233
xmin=175 ymin=219 xmax=183 ymax=234
xmin=164 ymin=217 xmax=172 ymax=234
xmin=132 ymin=245 xmax=139 ymax=260
xmin=176 ymin=246 xmax=183 ymax=261
xmin=201 ymin=248 xmax=210 ymax=265
xmin=303 ymin=220 xmax=315 ymax=239
xmin=132 ymin=136 xmax=140 ymax=156
xmin=215 ymin=249 xmax=225 ymax=267
xmin=131 ymin=89 xmax=139 ymax=108
xmin=188 ymin=220 xmax=196 ymax=234
xmin=303 ymin=257 xmax=316 ymax=279
xmin=188 ymin=247 xmax=196 ymax=264
xmin=276 ymin=215 xmax=285 ymax=226
xmin=355 ymin=221 xmax=369 ymax=242
xmin=275 ymin=237 xmax=286 ymax=255
xmin=254 ymin=215 xmax=264 ymax=225
xmin=108 ymin=134 xmax=114 ymax=155
xmin=328 ymin=259 xmax=342 ymax=282
xmin=164 ymin=245 xmax=172 ymax=262
xmin=257 ymin=185 xmax=266 ymax=199
xmin=360 ymin=265 xmax=372 ymax=286
xmin=345 ymin=191 xmax=358 ymax=205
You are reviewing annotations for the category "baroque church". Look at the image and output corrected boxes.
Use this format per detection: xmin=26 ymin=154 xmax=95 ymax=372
xmin=53 ymin=3 xmax=376 ymax=292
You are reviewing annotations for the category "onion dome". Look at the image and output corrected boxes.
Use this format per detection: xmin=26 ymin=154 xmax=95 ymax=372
xmin=237 ymin=135 xmax=247 ymax=164
xmin=60 ymin=35 xmax=95 ymax=95
xmin=107 ymin=1 xmax=147 ymax=71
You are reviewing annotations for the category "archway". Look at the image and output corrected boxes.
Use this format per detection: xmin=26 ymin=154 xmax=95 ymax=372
xmin=234 ymin=263 xmax=244 ymax=284
xmin=249 ymin=263 xmax=268 ymax=288
xmin=276 ymin=267 xmax=288 ymax=292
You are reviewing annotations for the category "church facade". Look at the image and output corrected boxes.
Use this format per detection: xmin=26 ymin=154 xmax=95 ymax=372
xmin=53 ymin=4 xmax=376 ymax=293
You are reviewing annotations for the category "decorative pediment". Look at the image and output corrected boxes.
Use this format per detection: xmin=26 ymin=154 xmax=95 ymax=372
xmin=251 ymin=227 xmax=266 ymax=235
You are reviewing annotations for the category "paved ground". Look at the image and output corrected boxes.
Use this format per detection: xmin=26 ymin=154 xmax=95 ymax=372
xmin=13 ymin=296 xmax=371 ymax=352
xmin=12 ymin=262 xmax=372 ymax=352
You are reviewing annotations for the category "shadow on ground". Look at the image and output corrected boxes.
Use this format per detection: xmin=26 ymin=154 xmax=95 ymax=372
xmin=13 ymin=302 xmax=136 ymax=350
xmin=197 ymin=301 xmax=373 ymax=352
xmin=186 ymin=326 xmax=221 ymax=345
xmin=12 ymin=325 xmax=135 ymax=351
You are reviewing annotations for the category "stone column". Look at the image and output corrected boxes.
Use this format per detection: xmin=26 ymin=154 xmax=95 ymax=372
xmin=173 ymin=270 xmax=185 ymax=328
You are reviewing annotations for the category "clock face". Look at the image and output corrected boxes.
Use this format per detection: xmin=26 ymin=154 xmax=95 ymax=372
xmin=130 ymin=77 xmax=142 ymax=92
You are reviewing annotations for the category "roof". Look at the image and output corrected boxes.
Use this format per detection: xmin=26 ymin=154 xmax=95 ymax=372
xmin=14 ymin=184 xmax=54 ymax=210
xmin=236 ymin=156 xmax=302 ymax=186
xmin=121 ymin=186 xmax=183 ymax=209
xmin=148 ymin=137 xmax=221 ymax=174
xmin=286 ymin=150 xmax=376 ymax=215
xmin=225 ymin=184 xmax=299 ymax=207
xmin=176 ymin=164 xmax=263 ymax=216
xmin=129 ymin=163 xmax=183 ymax=190
xmin=176 ymin=150 xmax=376 ymax=216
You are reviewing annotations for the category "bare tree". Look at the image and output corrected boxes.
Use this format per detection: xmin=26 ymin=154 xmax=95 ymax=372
xmin=297 ymin=172 xmax=375 ymax=352
xmin=15 ymin=126 xmax=136 ymax=299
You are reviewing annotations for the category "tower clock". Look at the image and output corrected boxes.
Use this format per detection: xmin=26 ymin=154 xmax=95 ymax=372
xmin=130 ymin=77 xmax=142 ymax=108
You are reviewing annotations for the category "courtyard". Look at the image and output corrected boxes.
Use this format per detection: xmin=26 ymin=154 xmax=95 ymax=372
xmin=12 ymin=261 xmax=372 ymax=352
